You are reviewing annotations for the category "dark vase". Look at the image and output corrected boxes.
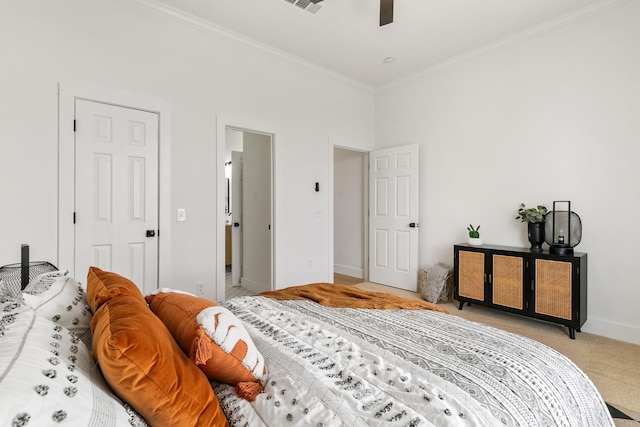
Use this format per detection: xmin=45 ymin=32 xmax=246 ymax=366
xmin=528 ymin=222 xmax=545 ymax=253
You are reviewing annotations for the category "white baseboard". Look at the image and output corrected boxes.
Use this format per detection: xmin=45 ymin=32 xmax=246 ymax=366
xmin=334 ymin=264 xmax=364 ymax=279
xmin=240 ymin=277 xmax=269 ymax=294
xmin=583 ymin=316 xmax=640 ymax=346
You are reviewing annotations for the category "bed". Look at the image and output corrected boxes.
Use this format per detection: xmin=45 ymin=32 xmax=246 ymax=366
xmin=1 ymin=261 xmax=614 ymax=427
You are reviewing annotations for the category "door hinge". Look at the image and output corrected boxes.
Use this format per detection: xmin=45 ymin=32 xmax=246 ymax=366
xmin=73 ymin=120 xmax=76 ymax=132
xmin=73 ymin=212 xmax=76 ymax=224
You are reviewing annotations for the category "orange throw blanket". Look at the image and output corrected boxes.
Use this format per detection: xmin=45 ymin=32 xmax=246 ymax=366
xmin=259 ymin=283 xmax=449 ymax=313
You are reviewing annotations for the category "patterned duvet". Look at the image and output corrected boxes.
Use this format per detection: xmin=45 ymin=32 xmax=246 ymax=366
xmin=213 ymin=296 xmax=613 ymax=427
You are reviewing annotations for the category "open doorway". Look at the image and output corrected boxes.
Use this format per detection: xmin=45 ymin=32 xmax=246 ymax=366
xmin=333 ymin=147 xmax=368 ymax=284
xmin=222 ymin=127 xmax=273 ymax=299
xmin=331 ymin=144 xmax=419 ymax=291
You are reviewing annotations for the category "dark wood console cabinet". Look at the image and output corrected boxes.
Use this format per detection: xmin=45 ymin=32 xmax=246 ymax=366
xmin=453 ymin=244 xmax=587 ymax=339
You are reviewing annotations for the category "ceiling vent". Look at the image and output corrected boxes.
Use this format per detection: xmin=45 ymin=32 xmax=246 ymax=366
xmin=283 ymin=0 xmax=322 ymax=15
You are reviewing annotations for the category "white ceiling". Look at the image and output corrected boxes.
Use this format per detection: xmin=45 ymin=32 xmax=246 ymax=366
xmin=150 ymin=0 xmax=610 ymax=88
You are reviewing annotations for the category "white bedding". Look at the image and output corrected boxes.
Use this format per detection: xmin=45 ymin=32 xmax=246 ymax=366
xmin=1 ymin=271 xmax=615 ymax=427
xmin=214 ymin=296 xmax=614 ymax=427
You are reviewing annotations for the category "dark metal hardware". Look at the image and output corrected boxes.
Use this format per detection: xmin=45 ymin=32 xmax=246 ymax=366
xmin=409 ymin=222 xmax=418 ymax=228
xmin=146 ymin=230 xmax=156 ymax=237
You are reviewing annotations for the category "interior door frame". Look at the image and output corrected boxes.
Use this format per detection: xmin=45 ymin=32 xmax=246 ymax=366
xmin=216 ymin=114 xmax=278 ymax=301
xmin=58 ymin=82 xmax=172 ymax=287
xmin=328 ymin=139 xmax=371 ymax=282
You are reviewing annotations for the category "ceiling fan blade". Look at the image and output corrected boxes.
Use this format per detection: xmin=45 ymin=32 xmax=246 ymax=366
xmin=309 ymin=0 xmax=323 ymax=3
xmin=380 ymin=0 xmax=394 ymax=26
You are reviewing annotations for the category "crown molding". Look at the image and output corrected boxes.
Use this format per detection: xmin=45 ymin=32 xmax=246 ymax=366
xmin=378 ymin=0 xmax=629 ymax=92
xmin=129 ymin=0 xmax=375 ymax=92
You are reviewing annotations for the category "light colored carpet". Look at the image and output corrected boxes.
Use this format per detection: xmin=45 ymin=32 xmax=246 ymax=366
xmin=353 ymin=281 xmax=640 ymax=424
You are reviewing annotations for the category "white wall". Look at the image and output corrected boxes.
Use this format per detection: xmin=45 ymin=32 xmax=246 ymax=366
xmin=0 ymin=0 xmax=374 ymax=299
xmin=334 ymin=148 xmax=366 ymax=279
xmin=375 ymin=1 xmax=640 ymax=344
xmin=3 ymin=0 xmax=637 ymax=345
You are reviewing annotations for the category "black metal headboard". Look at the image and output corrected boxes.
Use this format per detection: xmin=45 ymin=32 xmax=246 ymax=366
xmin=21 ymin=244 xmax=29 ymax=290
xmin=0 ymin=244 xmax=58 ymax=292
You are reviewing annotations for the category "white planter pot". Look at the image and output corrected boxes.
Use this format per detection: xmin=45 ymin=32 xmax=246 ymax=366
xmin=468 ymin=237 xmax=483 ymax=246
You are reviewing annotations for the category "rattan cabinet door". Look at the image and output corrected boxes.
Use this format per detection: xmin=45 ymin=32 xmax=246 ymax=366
xmin=457 ymin=250 xmax=486 ymax=302
xmin=534 ymin=259 xmax=572 ymax=320
xmin=492 ymin=254 xmax=524 ymax=311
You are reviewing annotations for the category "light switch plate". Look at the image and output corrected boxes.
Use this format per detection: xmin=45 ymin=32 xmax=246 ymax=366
xmin=177 ymin=208 xmax=186 ymax=222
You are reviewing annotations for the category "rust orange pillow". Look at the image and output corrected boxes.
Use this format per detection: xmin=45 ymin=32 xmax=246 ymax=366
xmin=91 ymin=294 xmax=228 ymax=427
xmin=86 ymin=266 xmax=145 ymax=312
xmin=145 ymin=290 xmax=267 ymax=401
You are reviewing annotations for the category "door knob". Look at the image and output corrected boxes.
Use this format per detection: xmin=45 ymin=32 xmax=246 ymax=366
xmin=233 ymin=222 xmax=240 ymax=227
xmin=409 ymin=222 xmax=418 ymax=228
xmin=146 ymin=230 xmax=156 ymax=237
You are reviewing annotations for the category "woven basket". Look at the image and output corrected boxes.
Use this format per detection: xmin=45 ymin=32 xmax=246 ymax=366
xmin=418 ymin=263 xmax=453 ymax=303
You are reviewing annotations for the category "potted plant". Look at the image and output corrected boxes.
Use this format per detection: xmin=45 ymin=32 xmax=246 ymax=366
xmin=516 ymin=203 xmax=548 ymax=252
xmin=467 ymin=224 xmax=482 ymax=246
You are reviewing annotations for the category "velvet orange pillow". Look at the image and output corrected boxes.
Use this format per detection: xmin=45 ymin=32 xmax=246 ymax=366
xmin=86 ymin=266 xmax=145 ymax=312
xmin=145 ymin=290 xmax=267 ymax=401
xmin=91 ymin=293 xmax=228 ymax=427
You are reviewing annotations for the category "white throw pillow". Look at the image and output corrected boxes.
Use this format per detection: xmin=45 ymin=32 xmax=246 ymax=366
xmin=22 ymin=272 xmax=92 ymax=334
xmin=0 ymin=294 xmax=147 ymax=426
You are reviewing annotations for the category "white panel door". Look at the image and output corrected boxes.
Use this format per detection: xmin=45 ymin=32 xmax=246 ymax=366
xmin=241 ymin=133 xmax=272 ymax=293
xmin=369 ymin=144 xmax=419 ymax=291
xmin=74 ymin=99 xmax=159 ymax=294
xmin=231 ymin=150 xmax=243 ymax=286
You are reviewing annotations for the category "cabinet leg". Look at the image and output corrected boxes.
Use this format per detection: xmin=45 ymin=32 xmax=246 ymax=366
xmin=569 ymin=327 xmax=576 ymax=339
xmin=457 ymin=301 xmax=472 ymax=310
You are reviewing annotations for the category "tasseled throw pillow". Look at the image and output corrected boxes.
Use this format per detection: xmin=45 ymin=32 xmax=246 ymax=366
xmin=145 ymin=289 xmax=267 ymax=401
